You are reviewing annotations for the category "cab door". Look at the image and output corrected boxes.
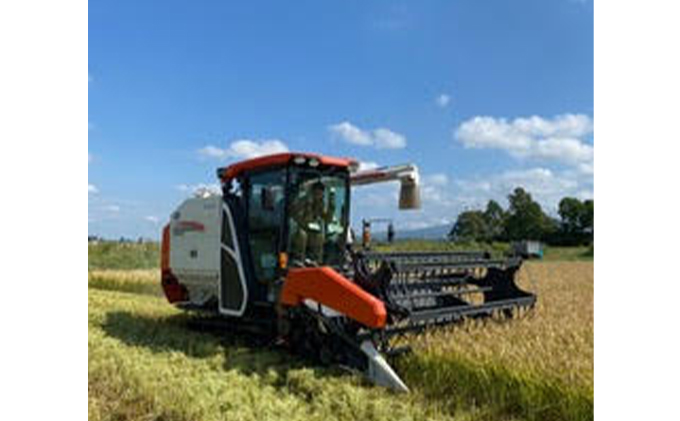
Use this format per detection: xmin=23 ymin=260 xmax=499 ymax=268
xmin=246 ymin=169 xmax=286 ymax=284
xmin=219 ymin=200 xmax=248 ymax=316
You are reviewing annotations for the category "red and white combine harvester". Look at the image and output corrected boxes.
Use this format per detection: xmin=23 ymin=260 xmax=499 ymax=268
xmin=161 ymin=152 xmax=536 ymax=391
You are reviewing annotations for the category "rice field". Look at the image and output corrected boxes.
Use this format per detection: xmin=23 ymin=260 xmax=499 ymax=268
xmin=88 ymin=269 xmax=162 ymax=296
xmin=397 ymin=262 xmax=593 ymax=420
xmin=88 ymin=250 xmax=593 ymax=421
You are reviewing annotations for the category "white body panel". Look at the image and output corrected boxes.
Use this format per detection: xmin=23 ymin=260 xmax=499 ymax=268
xmin=168 ymin=194 xmax=249 ymax=315
xmin=169 ymin=195 xmax=221 ymax=306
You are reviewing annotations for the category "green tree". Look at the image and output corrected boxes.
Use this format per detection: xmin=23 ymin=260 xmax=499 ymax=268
xmin=483 ymin=200 xmax=506 ymax=241
xmin=504 ymin=188 xmax=550 ymax=241
xmin=449 ymin=189 xmax=593 ymax=245
xmin=449 ymin=210 xmax=488 ymax=242
xmin=556 ymin=197 xmax=594 ymax=245
xmin=580 ymin=199 xmax=594 ymax=233
xmin=558 ymin=197 xmax=585 ymax=234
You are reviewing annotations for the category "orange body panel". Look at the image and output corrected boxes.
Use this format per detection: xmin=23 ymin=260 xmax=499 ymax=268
xmin=160 ymin=223 xmax=188 ymax=303
xmin=280 ymin=267 xmax=387 ymax=329
xmin=160 ymin=224 xmax=170 ymax=271
xmin=221 ymin=152 xmax=357 ymax=181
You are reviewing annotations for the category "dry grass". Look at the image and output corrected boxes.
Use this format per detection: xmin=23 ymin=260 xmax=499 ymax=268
xmin=398 ymin=262 xmax=593 ymax=420
xmin=88 ymin=269 xmax=161 ymax=296
xmin=88 ymin=262 xmax=593 ymax=421
xmin=88 ymin=242 xmax=160 ymax=270
xmin=88 ymin=289 xmax=476 ymax=421
xmin=413 ymin=262 xmax=592 ymax=386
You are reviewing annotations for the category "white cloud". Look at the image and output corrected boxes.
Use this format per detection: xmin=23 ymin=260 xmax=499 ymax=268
xmin=328 ymin=122 xmax=372 ymax=146
xmin=198 ymin=145 xmax=226 ymax=159
xmin=575 ymin=189 xmax=594 ymax=200
xmin=198 ymin=139 xmax=289 ymax=160
xmin=328 ymin=121 xmax=407 ymax=149
xmin=144 ymin=216 xmax=160 ymax=224
xmin=455 ymin=167 xmax=586 ymax=214
xmin=514 ymin=114 xmax=592 ymax=138
xmin=457 ymin=116 xmax=533 ymax=152
xmin=357 ymin=161 xmax=380 ymax=171
xmin=373 ymin=128 xmax=407 ymax=149
xmin=421 ymin=184 xmax=446 ymax=205
xmin=354 ymin=173 xmax=452 ymax=212
xmin=350 ymin=170 xmax=457 ymax=233
xmin=578 ymin=161 xmax=594 ymax=176
xmin=532 ymin=137 xmax=593 ymax=165
xmin=414 ymin=173 xmax=451 ymax=207
xmin=436 ymin=94 xmax=451 ymax=108
xmin=176 ymin=183 xmax=222 ymax=195
xmin=350 ymin=164 xmax=593 ymax=234
xmin=88 ymin=184 xmax=98 ymax=194
xmin=424 ymin=173 xmax=448 ymax=186
xmin=455 ymin=114 xmax=594 ymax=168
xmin=103 ymin=205 xmax=120 ymax=213
xmin=352 ymin=182 xmax=400 ymax=209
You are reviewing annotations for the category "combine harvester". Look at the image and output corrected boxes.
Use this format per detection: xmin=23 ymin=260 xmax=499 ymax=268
xmin=161 ymin=153 xmax=536 ymax=392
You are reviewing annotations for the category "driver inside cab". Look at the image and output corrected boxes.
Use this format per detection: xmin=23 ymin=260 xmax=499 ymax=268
xmin=289 ymin=181 xmax=335 ymax=264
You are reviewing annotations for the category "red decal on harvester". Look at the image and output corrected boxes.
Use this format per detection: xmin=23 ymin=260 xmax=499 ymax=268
xmin=173 ymin=220 xmax=206 ymax=235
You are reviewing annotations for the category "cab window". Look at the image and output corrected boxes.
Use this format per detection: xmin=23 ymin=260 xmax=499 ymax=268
xmin=247 ymin=169 xmax=286 ymax=281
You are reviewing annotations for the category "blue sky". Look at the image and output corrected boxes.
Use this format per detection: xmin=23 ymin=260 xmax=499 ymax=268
xmin=88 ymin=0 xmax=593 ymax=239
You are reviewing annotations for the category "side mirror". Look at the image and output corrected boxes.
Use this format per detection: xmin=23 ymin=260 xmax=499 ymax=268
xmin=399 ymin=179 xmax=421 ymax=210
xmin=261 ymin=187 xmax=275 ymax=211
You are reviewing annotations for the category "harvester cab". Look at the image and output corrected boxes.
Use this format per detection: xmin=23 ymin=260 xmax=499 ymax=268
xmin=161 ymin=152 xmax=536 ymax=392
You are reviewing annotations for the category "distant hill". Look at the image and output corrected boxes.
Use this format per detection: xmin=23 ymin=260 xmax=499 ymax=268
xmin=370 ymin=224 xmax=451 ymax=241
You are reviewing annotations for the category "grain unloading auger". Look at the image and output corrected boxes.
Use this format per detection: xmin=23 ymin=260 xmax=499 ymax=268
xmin=160 ymin=153 xmax=536 ymax=392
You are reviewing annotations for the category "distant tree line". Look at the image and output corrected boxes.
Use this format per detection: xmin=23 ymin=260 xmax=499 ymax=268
xmin=448 ymin=187 xmax=593 ymax=246
xmin=88 ymin=235 xmax=156 ymax=244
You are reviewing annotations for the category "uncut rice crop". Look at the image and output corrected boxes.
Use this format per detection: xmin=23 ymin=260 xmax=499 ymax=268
xmin=88 ymin=261 xmax=593 ymax=421
xmin=88 ymin=242 xmax=160 ymax=270
xmin=88 ymin=269 xmax=161 ymax=296
xmin=88 ymin=289 xmax=478 ymax=421
xmin=398 ymin=262 xmax=593 ymax=421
